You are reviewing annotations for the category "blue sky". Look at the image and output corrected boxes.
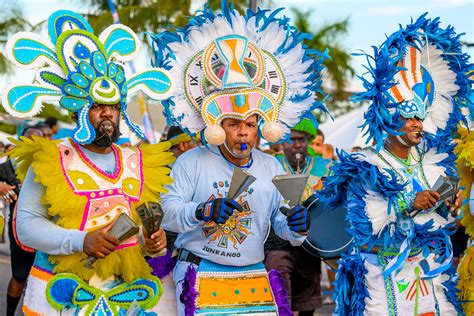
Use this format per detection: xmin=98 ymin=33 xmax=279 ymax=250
xmin=1 ymin=0 xmax=473 ymax=90
xmin=276 ymin=0 xmax=473 ymax=89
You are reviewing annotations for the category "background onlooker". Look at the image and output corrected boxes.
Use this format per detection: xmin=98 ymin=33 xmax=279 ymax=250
xmin=166 ymin=126 xmax=200 ymax=160
xmin=310 ymin=128 xmax=325 ymax=156
xmin=2 ymin=125 xmax=52 ymax=316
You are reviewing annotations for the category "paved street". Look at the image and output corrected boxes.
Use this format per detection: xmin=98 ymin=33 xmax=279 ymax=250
xmin=0 ymin=254 xmax=18 ymax=316
xmin=1 ymin=218 xmax=24 ymax=315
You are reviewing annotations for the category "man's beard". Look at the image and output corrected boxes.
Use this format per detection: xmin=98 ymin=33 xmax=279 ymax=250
xmin=223 ymin=140 xmax=253 ymax=159
xmin=92 ymin=121 xmax=120 ymax=148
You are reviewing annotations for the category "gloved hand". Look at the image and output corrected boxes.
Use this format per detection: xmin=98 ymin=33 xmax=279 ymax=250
xmin=195 ymin=198 xmax=243 ymax=224
xmin=281 ymin=205 xmax=310 ymax=234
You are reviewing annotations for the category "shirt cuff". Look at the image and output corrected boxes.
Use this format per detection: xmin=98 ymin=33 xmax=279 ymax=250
xmin=186 ymin=201 xmax=201 ymax=225
xmin=288 ymin=231 xmax=306 ymax=246
xmin=72 ymin=230 xmax=88 ymax=253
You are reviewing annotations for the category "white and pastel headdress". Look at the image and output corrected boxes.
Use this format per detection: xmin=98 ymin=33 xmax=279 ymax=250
xmin=2 ymin=10 xmax=173 ymax=144
xmin=355 ymin=13 xmax=473 ymax=152
xmin=151 ymin=3 xmax=327 ymax=145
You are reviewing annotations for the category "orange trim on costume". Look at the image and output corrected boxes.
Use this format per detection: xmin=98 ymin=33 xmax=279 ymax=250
xmin=12 ymin=203 xmax=35 ymax=252
xmin=230 ymin=94 xmax=250 ymax=114
xmin=421 ymin=279 xmax=429 ymax=296
xmin=410 ymin=46 xmax=419 ymax=84
xmin=399 ymin=60 xmax=410 ymax=89
xmin=390 ymin=85 xmax=404 ymax=102
xmin=22 ymin=304 xmax=43 ymax=316
xmin=30 ymin=266 xmax=53 ymax=282
xmin=407 ymin=281 xmax=417 ymax=300
xmin=197 ymin=275 xmax=274 ymax=307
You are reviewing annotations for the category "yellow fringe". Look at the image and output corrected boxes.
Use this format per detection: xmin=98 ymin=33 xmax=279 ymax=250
xmin=455 ymin=128 xmax=474 ymax=313
xmin=134 ymin=141 xmax=174 ymax=206
xmin=455 ymin=128 xmax=474 ymax=237
xmin=8 ymin=138 xmax=175 ymax=283
xmin=49 ymin=245 xmax=153 ymax=283
xmin=458 ymin=247 xmax=474 ymax=315
xmin=0 ymin=214 xmax=4 ymax=235
xmin=7 ymin=136 xmax=60 ymax=181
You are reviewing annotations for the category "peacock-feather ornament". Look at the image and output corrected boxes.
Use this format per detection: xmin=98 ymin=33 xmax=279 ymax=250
xmin=2 ymin=10 xmax=174 ymax=144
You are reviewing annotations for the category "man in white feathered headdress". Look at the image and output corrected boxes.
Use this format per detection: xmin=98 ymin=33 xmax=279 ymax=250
xmin=152 ymin=2 xmax=328 ymax=315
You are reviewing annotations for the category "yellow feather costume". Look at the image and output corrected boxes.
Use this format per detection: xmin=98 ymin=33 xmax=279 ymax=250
xmin=455 ymin=127 xmax=474 ymax=315
xmin=0 ymin=214 xmax=4 ymax=239
xmin=9 ymin=136 xmax=174 ymax=314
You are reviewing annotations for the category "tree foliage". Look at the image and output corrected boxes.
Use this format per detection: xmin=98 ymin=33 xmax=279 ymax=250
xmin=0 ymin=7 xmax=44 ymax=75
xmin=291 ymin=8 xmax=354 ymax=101
xmin=81 ymin=0 xmax=251 ymax=38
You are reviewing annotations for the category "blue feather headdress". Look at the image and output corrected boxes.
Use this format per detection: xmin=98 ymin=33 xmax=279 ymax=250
xmin=150 ymin=2 xmax=328 ymax=145
xmin=2 ymin=10 xmax=174 ymax=144
xmin=353 ymin=13 xmax=473 ymax=151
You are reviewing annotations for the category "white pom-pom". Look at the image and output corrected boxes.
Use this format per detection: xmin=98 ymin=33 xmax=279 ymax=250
xmin=262 ymin=121 xmax=284 ymax=143
xmin=204 ymin=125 xmax=226 ymax=145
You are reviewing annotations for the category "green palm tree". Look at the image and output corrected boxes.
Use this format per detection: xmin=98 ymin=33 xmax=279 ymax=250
xmin=0 ymin=8 xmax=44 ymax=74
xmin=82 ymin=0 xmax=252 ymax=37
xmin=292 ymin=8 xmax=355 ymax=101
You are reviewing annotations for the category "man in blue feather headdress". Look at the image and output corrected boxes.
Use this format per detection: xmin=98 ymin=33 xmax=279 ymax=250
xmin=320 ymin=14 xmax=472 ymax=315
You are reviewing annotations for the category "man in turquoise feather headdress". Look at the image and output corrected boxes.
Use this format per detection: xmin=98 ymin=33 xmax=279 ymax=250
xmin=1 ymin=10 xmax=178 ymax=315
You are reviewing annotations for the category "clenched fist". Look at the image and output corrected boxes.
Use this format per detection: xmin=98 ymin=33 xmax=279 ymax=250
xmin=143 ymin=227 xmax=167 ymax=255
xmin=445 ymin=190 xmax=463 ymax=214
xmin=413 ymin=190 xmax=440 ymax=210
xmin=83 ymin=229 xmax=119 ymax=259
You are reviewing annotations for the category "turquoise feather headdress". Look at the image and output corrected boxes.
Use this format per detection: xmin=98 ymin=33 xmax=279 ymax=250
xmin=2 ymin=10 xmax=174 ymax=144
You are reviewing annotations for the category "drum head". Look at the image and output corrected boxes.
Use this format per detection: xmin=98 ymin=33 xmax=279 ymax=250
xmin=302 ymin=198 xmax=353 ymax=259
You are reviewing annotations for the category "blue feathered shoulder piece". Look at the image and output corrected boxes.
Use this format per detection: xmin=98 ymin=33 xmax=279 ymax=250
xmin=320 ymin=150 xmax=406 ymax=247
xmin=353 ymin=13 xmax=473 ymax=152
xmin=149 ymin=1 xmax=328 ymax=145
xmin=320 ymin=150 xmax=405 ymax=208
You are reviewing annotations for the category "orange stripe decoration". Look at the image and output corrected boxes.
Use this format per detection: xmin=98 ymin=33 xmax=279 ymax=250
xmin=230 ymin=94 xmax=250 ymax=114
xmin=399 ymin=59 xmax=410 ymax=88
xmin=410 ymin=46 xmax=419 ymax=84
xmin=22 ymin=305 xmax=44 ymax=316
xmin=390 ymin=85 xmax=404 ymax=102
xmin=226 ymin=39 xmax=243 ymax=75
xmin=407 ymin=281 xmax=417 ymax=300
xmin=30 ymin=266 xmax=54 ymax=282
xmin=421 ymin=279 xmax=429 ymax=296
xmin=197 ymin=274 xmax=274 ymax=308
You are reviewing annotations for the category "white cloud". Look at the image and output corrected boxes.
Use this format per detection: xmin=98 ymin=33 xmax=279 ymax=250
xmin=366 ymin=0 xmax=473 ymax=16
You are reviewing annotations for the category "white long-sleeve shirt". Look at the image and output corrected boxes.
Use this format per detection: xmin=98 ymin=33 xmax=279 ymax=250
xmin=161 ymin=145 xmax=305 ymax=266
xmin=16 ymin=148 xmax=115 ymax=255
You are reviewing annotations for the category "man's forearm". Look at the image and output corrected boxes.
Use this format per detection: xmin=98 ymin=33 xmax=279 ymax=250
xmin=161 ymin=197 xmax=201 ymax=233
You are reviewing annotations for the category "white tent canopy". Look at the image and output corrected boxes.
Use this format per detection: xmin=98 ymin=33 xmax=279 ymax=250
xmin=319 ymin=104 xmax=370 ymax=152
